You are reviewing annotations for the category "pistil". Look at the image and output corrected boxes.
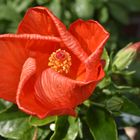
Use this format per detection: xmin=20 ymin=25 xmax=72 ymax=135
xmin=48 ymin=49 xmax=72 ymax=74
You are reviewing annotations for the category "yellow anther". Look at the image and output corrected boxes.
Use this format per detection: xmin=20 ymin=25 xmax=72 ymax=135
xmin=48 ymin=49 xmax=72 ymax=74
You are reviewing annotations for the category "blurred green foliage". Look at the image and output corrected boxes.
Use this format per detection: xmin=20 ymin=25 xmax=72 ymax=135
xmin=0 ymin=0 xmax=140 ymax=140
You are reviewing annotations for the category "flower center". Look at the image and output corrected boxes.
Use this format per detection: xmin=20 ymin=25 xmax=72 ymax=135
xmin=48 ymin=49 xmax=72 ymax=74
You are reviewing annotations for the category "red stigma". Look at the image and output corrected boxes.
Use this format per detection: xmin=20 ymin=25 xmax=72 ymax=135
xmin=56 ymin=50 xmax=66 ymax=60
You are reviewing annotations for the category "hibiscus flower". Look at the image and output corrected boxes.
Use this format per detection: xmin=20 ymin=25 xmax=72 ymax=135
xmin=0 ymin=7 xmax=109 ymax=118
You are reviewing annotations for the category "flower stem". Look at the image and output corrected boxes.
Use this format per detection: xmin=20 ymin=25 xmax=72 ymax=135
xmin=91 ymin=102 xmax=106 ymax=108
xmin=32 ymin=127 xmax=38 ymax=140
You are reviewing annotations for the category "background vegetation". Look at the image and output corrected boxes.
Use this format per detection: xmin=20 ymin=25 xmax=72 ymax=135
xmin=0 ymin=0 xmax=140 ymax=140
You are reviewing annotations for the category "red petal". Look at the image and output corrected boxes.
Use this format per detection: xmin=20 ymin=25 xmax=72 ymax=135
xmin=17 ymin=58 xmax=76 ymax=118
xmin=69 ymin=19 xmax=109 ymax=55
xmin=69 ymin=19 xmax=109 ymax=81
xmin=0 ymin=35 xmax=28 ymax=103
xmin=34 ymin=68 xmax=100 ymax=116
xmin=18 ymin=61 xmax=104 ymax=118
xmin=85 ymin=43 xmax=106 ymax=81
xmin=17 ymin=7 xmax=59 ymax=36
xmin=0 ymin=34 xmax=61 ymax=53
xmin=16 ymin=58 xmax=48 ymax=118
xmin=18 ymin=7 xmax=88 ymax=61
xmin=68 ymin=58 xmax=86 ymax=81
xmin=0 ymin=33 xmax=60 ymax=103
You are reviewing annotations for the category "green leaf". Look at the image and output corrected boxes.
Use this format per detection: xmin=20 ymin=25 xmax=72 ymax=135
xmin=121 ymin=96 xmax=140 ymax=116
xmin=73 ymin=0 xmax=94 ymax=19
xmin=7 ymin=0 xmax=31 ymax=13
xmin=0 ymin=5 xmax=21 ymax=22
xmin=113 ymin=84 xmax=140 ymax=94
xmin=20 ymin=127 xmax=50 ymax=140
xmin=20 ymin=127 xmax=35 ymax=140
xmin=37 ymin=128 xmax=50 ymax=140
xmin=98 ymin=76 xmax=111 ymax=89
xmin=47 ymin=0 xmax=62 ymax=18
xmin=86 ymin=107 xmax=118 ymax=140
xmin=106 ymin=96 xmax=124 ymax=112
xmin=0 ymin=99 xmax=12 ymax=113
xmin=50 ymin=116 xmax=69 ymax=140
xmin=99 ymin=6 xmax=109 ymax=23
xmin=111 ymin=0 xmax=140 ymax=12
xmin=37 ymin=0 xmax=49 ymax=5
xmin=0 ymin=106 xmax=30 ymax=139
xmin=102 ymin=48 xmax=110 ymax=71
xmin=92 ymin=0 xmax=104 ymax=9
xmin=29 ymin=116 xmax=56 ymax=126
xmin=50 ymin=116 xmax=79 ymax=140
xmin=0 ymin=4 xmax=21 ymax=33
xmin=63 ymin=117 xmax=79 ymax=140
xmin=78 ymin=118 xmax=93 ymax=140
xmin=108 ymin=2 xmax=129 ymax=24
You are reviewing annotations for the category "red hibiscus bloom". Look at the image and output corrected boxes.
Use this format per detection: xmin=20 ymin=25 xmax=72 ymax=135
xmin=0 ymin=7 xmax=109 ymax=118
